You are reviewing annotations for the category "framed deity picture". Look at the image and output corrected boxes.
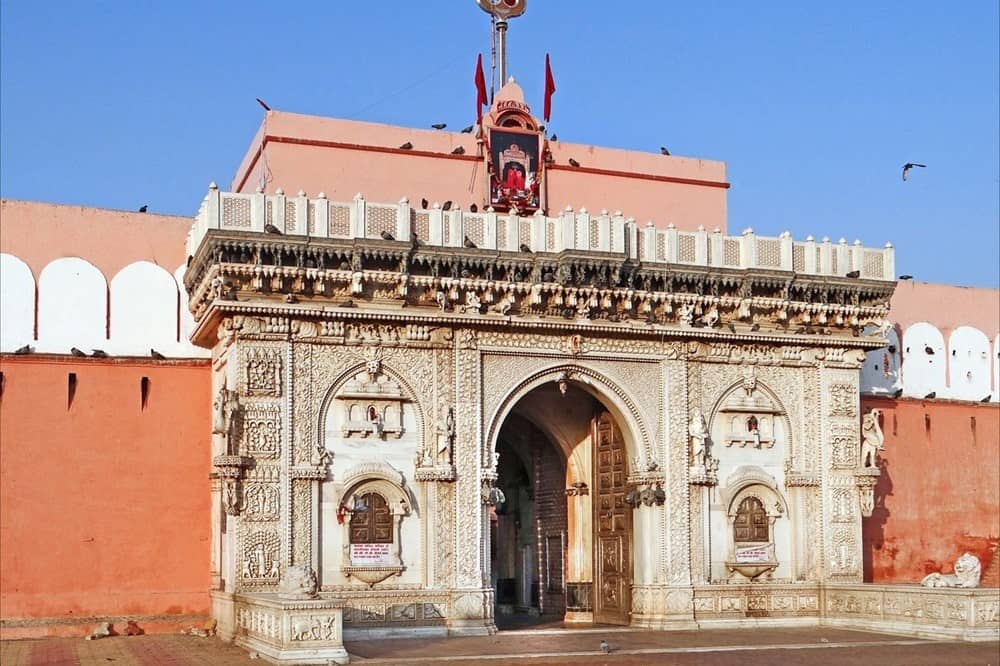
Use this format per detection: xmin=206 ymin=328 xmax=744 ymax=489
xmin=487 ymin=127 xmax=542 ymax=213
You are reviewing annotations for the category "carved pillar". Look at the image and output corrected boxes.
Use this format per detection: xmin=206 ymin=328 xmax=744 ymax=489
xmin=448 ymin=330 xmax=493 ymax=634
xmin=820 ymin=364 xmax=865 ymax=583
xmin=664 ymin=359 xmax=693 ymax=586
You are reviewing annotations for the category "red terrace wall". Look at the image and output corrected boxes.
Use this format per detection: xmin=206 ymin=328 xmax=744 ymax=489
xmin=862 ymin=396 xmax=1000 ymax=585
xmin=0 ymin=356 xmax=212 ymax=638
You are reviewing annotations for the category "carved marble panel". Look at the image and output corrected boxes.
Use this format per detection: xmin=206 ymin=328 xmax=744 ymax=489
xmin=244 ymin=404 xmax=281 ymax=458
xmin=244 ymin=347 xmax=283 ymax=396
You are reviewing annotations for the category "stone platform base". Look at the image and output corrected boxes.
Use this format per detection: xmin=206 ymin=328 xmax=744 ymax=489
xmin=221 ymin=593 xmax=349 ymax=664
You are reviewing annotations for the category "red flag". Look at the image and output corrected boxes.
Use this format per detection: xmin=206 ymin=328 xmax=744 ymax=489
xmin=543 ymin=53 xmax=556 ymax=122
xmin=475 ymin=54 xmax=488 ymax=123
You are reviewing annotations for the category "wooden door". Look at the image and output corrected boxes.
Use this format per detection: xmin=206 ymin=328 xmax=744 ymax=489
xmin=593 ymin=410 xmax=631 ymax=625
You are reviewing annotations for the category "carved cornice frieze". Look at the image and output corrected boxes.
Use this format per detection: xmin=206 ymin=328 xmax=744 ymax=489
xmin=186 ymin=232 xmax=894 ymax=350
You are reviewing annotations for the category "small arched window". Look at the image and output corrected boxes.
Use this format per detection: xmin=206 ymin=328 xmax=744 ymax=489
xmin=349 ymin=492 xmax=393 ymax=544
xmin=733 ymin=496 xmax=769 ymax=543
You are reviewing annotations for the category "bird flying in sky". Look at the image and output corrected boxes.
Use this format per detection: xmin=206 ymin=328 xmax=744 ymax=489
xmin=901 ymin=162 xmax=926 ymax=181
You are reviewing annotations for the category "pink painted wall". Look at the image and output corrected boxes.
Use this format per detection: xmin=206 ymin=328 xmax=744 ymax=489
xmin=0 ymin=199 xmax=192 ymax=279
xmin=231 ymin=111 xmax=729 ymax=232
xmin=861 ymin=395 xmax=1000 ymax=585
xmin=0 ymin=356 xmax=212 ymax=637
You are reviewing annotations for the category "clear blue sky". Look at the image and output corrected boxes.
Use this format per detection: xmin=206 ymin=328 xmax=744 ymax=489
xmin=2 ymin=1 xmax=997 ymax=288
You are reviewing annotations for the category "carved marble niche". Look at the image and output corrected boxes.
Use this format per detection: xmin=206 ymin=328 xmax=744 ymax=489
xmin=337 ymin=462 xmax=413 ymax=587
xmin=715 ymin=468 xmax=790 ymax=583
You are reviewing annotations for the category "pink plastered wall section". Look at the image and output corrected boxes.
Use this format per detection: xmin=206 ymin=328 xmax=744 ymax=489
xmin=230 ymin=111 xmax=729 ymax=233
xmin=0 ymin=199 xmax=192 ymax=279
xmin=889 ymin=281 xmax=999 ymax=339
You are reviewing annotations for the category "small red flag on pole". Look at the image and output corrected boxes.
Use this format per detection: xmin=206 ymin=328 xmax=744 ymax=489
xmin=543 ymin=53 xmax=556 ymax=122
xmin=475 ymin=54 xmax=488 ymax=124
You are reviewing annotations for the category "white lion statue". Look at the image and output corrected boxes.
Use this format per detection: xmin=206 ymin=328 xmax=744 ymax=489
xmin=921 ymin=552 xmax=982 ymax=588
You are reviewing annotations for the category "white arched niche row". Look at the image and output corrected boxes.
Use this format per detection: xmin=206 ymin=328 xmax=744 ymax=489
xmin=0 ymin=253 xmax=35 ymax=351
xmin=948 ymin=326 xmax=991 ymax=402
xmin=860 ymin=324 xmax=902 ymax=395
xmin=109 ymin=261 xmax=178 ymax=356
xmin=36 ymin=257 xmax=108 ymax=353
xmin=901 ymin=322 xmax=946 ymax=398
xmin=317 ymin=361 xmax=423 ymax=590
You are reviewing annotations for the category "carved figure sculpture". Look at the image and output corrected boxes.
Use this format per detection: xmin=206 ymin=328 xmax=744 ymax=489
xmin=212 ymin=381 xmax=236 ymax=436
xmin=689 ymin=409 xmax=710 ymax=466
xmin=679 ymin=303 xmax=695 ymax=327
xmin=279 ymin=564 xmax=319 ymax=599
xmin=921 ymin=552 xmax=982 ymax=588
xmin=860 ymin=408 xmax=884 ymax=468
xmin=434 ymin=406 xmax=455 ymax=467
xmin=488 ymin=293 xmax=513 ymax=316
xmin=461 ymin=291 xmax=482 ymax=313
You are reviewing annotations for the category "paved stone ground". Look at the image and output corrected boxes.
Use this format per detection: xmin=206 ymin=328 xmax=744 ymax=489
xmin=2 ymin=626 xmax=997 ymax=665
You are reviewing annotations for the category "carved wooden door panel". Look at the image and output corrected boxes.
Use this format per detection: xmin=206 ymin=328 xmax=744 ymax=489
xmin=593 ymin=410 xmax=631 ymax=625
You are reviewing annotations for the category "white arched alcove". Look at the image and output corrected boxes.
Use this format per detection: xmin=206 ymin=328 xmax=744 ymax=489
xmin=0 ymin=253 xmax=36 ymax=351
xmin=994 ymin=334 xmax=999 ymax=403
xmin=318 ymin=362 xmax=424 ymax=590
xmin=174 ymin=264 xmax=209 ymax=358
xmin=109 ymin=261 xmax=179 ymax=356
xmin=948 ymin=326 xmax=991 ymax=402
xmin=901 ymin=322 xmax=946 ymax=398
xmin=36 ymin=257 xmax=108 ymax=353
xmin=860 ymin=325 xmax=902 ymax=395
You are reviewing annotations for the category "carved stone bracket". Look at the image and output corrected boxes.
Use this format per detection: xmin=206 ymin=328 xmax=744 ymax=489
xmin=213 ymin=454 xmax=254 ymax=515
xmin=415 ymin=466 xmax=456 ymax=482
xmin=481 ymin=478 xmax=505 ymax=506
xmin=342 ymin=565 xmax=406 ymax=587
xmin=625 ymin=482 xmax=666 ymax=507
xmin=289 ymin=467 xmax=328 ymax=481
xmin=689 ymin=458 xmax=720 ymax=486
xmin=785 ymin=470 xmax=821 ymax=487
xmin=853 ymin=467 xmax=881 ymax=517
xmin=565 ymin=482 xmax=590 ymax=496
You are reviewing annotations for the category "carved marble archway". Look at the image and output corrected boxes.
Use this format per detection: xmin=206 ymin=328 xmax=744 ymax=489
xmin=484 ymin=363 xmax=650 ymax=470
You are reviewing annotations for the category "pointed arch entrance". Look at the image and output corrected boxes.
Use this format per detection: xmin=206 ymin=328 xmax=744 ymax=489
xmin=489 ymin=377 xmax=633 ymax=627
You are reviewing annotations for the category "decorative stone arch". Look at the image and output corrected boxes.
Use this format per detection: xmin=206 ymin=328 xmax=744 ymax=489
xmin=316 ymin=360 xmax=428 ymax=456
xmin=484 ymin=363 xmax=652 ymax=471
xmin=708 ymin=377 xmax=794 ymax=461
xmin=722 ymin=466 xmax=789 ymax=517
xmin=338 ymin=461 xmax=412 ymax=586
xmin=339 ymin=461 xmax=413 ymax=517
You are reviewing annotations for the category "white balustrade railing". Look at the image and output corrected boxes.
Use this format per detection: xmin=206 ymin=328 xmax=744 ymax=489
xmin=188 ymin=185 xmax=895 ymax=281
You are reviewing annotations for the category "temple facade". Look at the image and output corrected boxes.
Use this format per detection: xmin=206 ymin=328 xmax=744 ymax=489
xmin=179 ymin=85 xmax=948 ymax=662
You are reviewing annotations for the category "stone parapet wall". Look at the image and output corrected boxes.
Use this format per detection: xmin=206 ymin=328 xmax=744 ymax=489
xmin=822 ymin=583 xmax=1000 ymax=642
xmin=187 ymin=188 xmax=896 ymax=281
